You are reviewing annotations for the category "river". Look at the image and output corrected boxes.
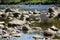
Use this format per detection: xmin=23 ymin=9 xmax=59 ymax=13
xmin=0 ymin=5 xmax=55 ymax=10
xmin=0 ymin=5 xmax=55 ymax=40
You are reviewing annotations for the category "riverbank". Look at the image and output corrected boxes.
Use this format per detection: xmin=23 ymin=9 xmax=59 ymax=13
xmin=0 ymin=0 xmax=60 ymax=5
xmin=0 ymin=3 xmax=59 ymax=5
xmin=0 ymin=7 xmax=60 ymax=40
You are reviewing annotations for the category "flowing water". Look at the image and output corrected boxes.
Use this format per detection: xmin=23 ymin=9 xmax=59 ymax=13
xmin=0 ymin=5 xmax=55 ymax=10
xmin=0 ymin=5 xmax=55 ymax=40
xmin=1 ymin=32 xmax=43 ymax=40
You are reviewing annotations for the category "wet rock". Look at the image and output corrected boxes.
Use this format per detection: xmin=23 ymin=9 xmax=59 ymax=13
xmin=13 ymin=13 xmax=19 ymax=18
xmin=5 ymin=8 xmax=13 ymax=13
xmin=22 ymin=26 xmax=28 ymax=33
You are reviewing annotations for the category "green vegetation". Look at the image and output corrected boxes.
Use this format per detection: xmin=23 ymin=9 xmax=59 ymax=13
xmin=32 ymin=16 xmax=60 ymax=30
xmin=0 ymin=0 xmax=60 ymax=4
xmin=32 ymin=20 xmax=53 ymax=30
xmin=52 ymin=17 xmax=60 ymax=29
xmin=53 ymin=35 xmax=60 ymax=39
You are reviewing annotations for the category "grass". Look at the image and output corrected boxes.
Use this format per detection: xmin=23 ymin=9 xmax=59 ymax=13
xmin=53 ymin=35 xmax=60 ymax=39
xmin=52 ymin=17 xmax=60 ymax=29
xmin=32 ymin=16 xmax=60 ymax=30
xmin=32 ymin=20 xmax=53 ymax=30
xmin=31 ymin=17 xmax=60 ymax=39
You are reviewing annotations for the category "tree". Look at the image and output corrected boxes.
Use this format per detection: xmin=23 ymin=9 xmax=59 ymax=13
xmin=20 ymin=0 xmax=29 ymax=2
xmin=11 ymin=0 xmax=20 ymax=2
xmin=1 ymin=0 xmax=10 ymax=3
xmin=1 ymin=0 xmax=20 ymax=4
xmin=0 ymin=0 xmax=1 ymax=3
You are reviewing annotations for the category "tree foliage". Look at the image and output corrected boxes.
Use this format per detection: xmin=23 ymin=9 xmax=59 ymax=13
xmin=0 ymin=0 xmax=60 ymax=4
